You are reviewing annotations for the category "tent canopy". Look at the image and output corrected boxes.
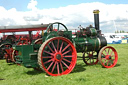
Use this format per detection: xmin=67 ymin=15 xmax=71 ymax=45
xmin=0 ymin=24 xmax=49 ymax=33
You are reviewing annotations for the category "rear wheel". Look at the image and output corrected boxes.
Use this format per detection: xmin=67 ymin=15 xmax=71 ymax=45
xmin=0 ymin=44 xmax=13 ymax=63
xmin=98 ymin=46 xmax=118 ymax=68
xmin=12 ymin=50 xmax=19 ymax=63
xmin=33 ymin=38 xmax=43 ymax=70
xmin=34 ymin=38 xmax=43 ymax=44
xmin=38 ymin=37 xmax=77 ymax=76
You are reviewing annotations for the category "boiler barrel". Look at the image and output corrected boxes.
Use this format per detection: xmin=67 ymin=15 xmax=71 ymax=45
xmin=86 ymin=36 xmax=107 ymax=51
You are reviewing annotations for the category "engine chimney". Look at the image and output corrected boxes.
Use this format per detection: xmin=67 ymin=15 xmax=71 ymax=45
xmin=93 ymin=10 xmax=100 ymax=31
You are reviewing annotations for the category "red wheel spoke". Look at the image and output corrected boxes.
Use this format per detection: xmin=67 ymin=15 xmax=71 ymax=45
xmin=62 ymin=49 xmax=71 ymax=56
xmin=47 ymin=45 xmax=54 ymax=53
xmin=62 ymin=44 xmax=70 ymax=52
xmin=103 ymin=59 xmax=107 ymax=64
xmin=104 ymin=49 xmax=108 ymax=55
xmin=111 ymin=54 xmax=115 ymax=57
xmin=107 ymin=60 xmax=109 ymax=66
xmin=57 ymin=62 xmax=60 ymax=74
xmin=109 ymin=60 xmax=113 ymax=65
xmin=38 ymin=37 xmax=77 ymax=76
xmin=64 ymin=55 xmax=73 ymax=57
xmin=61 ymin=61 xmax=69 ymax=69
xmin=108 ymin=60 xmax=112 ymax=66
xmin=110 ymin=51 xmax=114 ymax=56
xmin=108 ymin=48 xmax=110 ymax=55
xmin=98 ymin=46 xmax=118 ymax=68
xmin=84 ymin=50 xmax=98 ymax=65
xmin=47 ymin=61 xmax=54 ymax=70
xmin=42 ymin=56 xmax=52 ymax=58
xmin=51 ymin=41 xmax=57 ymax=52
xmin=101 ymin=58 xmax=106 ymax=60
xmin=110 ymin=60 xmax=114 ymax=65
xmin=111 ymin=59 xmax=115 ymax=61
xmin=44 ymin=50 xmax=54 ymax=56
xmin=51 ymin=61 xmax=57 ymax=73
xmin=57 ymin=39 xmax=59 ymax=52
xmin=44 ymin=59 xmax=53 ymax=64
xmin=60 ymin=62 xmax=64 ymax=72
xmin=63 ymin=58 xmax=71 ymax=63
xmin=59 ymin=41 xmax=64 ymax=52
xmin=102 ymin=53 xmax=106 ymax=57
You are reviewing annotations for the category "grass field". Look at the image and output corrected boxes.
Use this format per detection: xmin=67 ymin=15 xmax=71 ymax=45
xmin=0 ymin=44 xmax=128 ymax=85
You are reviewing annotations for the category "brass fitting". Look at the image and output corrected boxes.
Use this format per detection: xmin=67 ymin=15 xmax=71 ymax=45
xmin=93 ymin=10 xmax=100 ymax=14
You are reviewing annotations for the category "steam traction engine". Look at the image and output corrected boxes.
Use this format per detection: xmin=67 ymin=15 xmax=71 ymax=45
xmin=4 ymin=10 xmax=118 ymax=76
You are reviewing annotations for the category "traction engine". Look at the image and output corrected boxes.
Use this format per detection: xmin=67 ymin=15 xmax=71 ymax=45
xmin=1 ymin=10 xmax=118 ymax=76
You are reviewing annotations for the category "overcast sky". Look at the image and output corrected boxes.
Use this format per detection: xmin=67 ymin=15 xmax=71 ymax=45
xmin=0 ymin=0 xmax=128 ymax=33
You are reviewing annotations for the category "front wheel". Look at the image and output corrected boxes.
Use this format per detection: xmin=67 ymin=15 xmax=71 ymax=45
xmin=98 ymin=46 xmax=118 ymax=68
xmin=38 ymin=37 xmax=77 ymax=76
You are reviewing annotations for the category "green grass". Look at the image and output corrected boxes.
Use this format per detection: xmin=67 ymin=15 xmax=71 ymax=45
xmin=0 ymin=44 xmax=128 ymax=85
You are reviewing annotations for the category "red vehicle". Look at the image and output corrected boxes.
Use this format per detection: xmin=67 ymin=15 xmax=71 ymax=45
xmin=0 ymin=23 xmax=48 ymax=62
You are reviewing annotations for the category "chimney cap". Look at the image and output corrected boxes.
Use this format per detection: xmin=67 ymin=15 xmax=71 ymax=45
xmin=93 ymin=10 xmax=100 ymax=14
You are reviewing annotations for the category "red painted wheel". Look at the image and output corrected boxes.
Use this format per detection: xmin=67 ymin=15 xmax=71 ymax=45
xmin=38 ymin=37 xmax=77 ymax=76
xmin=0 ymin=44 xmax=13 ymax=63
xmin=33 ymin=38 xmax=43 ymax=70
xmin=5 ymin=47 xmax=13 ymax=63
xmin=34 ymin=38 xmax=43 ymax=44
xmin=12 ymin=50 xmax=19 ymax=63
xmin=98 ymin=46 xmax=118 ymax=68
xmin=83 ymin=51 xmax=98 ymax=65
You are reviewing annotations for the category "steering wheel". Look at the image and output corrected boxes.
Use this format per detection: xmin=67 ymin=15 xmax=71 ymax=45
xmin=46 ymin=22 xmax=68 ymax=33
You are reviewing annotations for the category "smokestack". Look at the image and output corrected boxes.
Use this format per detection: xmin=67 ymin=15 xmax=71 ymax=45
xmin=93 ymin=10 xmax=100 ymax=31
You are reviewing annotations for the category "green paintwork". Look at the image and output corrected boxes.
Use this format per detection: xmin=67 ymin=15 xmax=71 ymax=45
xmin=13 ymin=22 xmax=104 ymax=68
xmin=13 ymin=45 xmax=39 ymax=68
xmin=13 ymin=22 xmax=73 ymax=68
xmin=73 ymin=37 xmax=87 ymax=52
xmin=90 ymin=28 xmax=97 ymax=36
xmin=73 ymin=36 xmax=100 ymax=52
xmin=86 ymin=37 xmax=100 ymax=51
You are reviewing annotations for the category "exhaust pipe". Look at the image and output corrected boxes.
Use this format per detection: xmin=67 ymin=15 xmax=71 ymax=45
xmin=93 ymin=10 xmax=100 ymax=31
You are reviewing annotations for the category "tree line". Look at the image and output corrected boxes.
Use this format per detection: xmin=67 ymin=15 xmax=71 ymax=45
xmin=115 ymin=30 xmax=128 ymax=33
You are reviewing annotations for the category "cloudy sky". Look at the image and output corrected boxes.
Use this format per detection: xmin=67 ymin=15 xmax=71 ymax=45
xmin=0 ymin=0 xmax=128 ymax=33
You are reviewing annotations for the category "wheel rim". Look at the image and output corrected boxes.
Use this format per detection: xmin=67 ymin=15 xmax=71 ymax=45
xmin=3 ymin=44 xmax=13 ymax=63
xmin=0 ymin=43 xmax=12 ymax=60
xmin=83 ymin=51 xmax=98 ymax=65
xmin=98 ymin=46 xmax=118 ymax=68
xmin=12 ymin=50 xmax=19 ymax=63
xmin=34 ymin=38 xmax=43 ymax=44
xmin=38 ymin=37 xmax=77 ymax=76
